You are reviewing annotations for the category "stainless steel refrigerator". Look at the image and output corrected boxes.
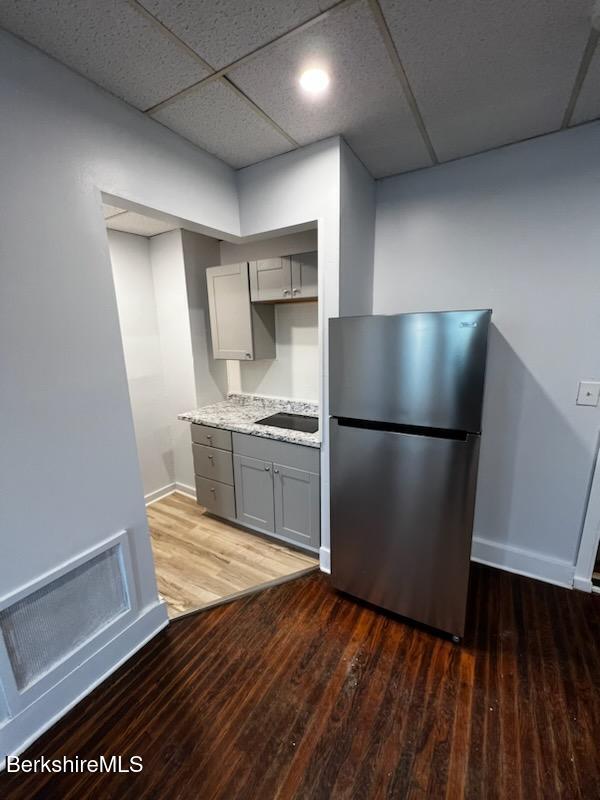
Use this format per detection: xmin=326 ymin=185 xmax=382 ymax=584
xmin=329 ymin=309 xmax=491 ymax=640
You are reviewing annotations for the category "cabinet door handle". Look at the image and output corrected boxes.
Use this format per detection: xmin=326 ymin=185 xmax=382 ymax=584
xmin=264 ymin=465 xmax=271 ymax=471
xmin=245 ymin=352 xmax=252 ymax=359
xmin=273 ymin=468 xmax=279 ymax=474
xmin=208 ymin=454 xmax=214 ymax=461
xmin=283 ymin=288 xmax=291 ymax=296
xmin=292 ymin=288 xmax=300 ymax=296
xmin=210 ymin=487 xmax=216 ymax=493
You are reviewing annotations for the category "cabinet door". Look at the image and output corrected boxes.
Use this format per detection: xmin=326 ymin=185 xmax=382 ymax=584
xmin=206 ymin=263 xmax=254 ymax=360
xmin=290 ymin=252 xmax=318 ymax=300
xmin=273 ymin=464 xmax=320 ymax=548
xmin=233 ymin=454 xmax=275 ymax=532
xmin=249 ymin=258 xmax=292 ymax=302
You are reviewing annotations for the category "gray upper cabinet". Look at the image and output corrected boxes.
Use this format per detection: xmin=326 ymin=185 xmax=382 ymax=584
xmin=206 ymin=262 xmax=275 ymax=360
xmin=290 ymin=252 xmax=318 ymax=300
xmin=249 ymin=252 xmax=317 ymax=303
xmin=273 ymin=463 xmax=320 ymax=549
xmin=249 ymin=257 xmax=292 ymax=302
xmin=233 ymin=453 xmax=275 ymax=532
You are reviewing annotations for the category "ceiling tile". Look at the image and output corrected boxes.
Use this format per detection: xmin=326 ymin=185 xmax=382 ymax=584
xmin=378 ymin=0 xmax=593 ymax=162
xmin=227 ymin=0 xmax=433 ymax=177
xmin=151 ymin=79 xmax=295 ymax=168
xmin=103 ymin=204 xmax=126 ymax=219
xmin=138 ymin=0 xmax=338 ymax=70
xmin=0 ymin=0 xmax=210 ymax=109
xmin=106 ymin=212 xmax=178 ymax=237
xmin=571 ymin=41 xmax=600 ymax=125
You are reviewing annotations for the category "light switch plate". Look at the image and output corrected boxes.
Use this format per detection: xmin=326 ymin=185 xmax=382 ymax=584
xmin=576 ymin=381 xmax=600 ymax=407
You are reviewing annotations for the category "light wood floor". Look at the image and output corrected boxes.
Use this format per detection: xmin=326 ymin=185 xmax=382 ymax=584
xmin=147 ymin=492 xmax=318 ymax=618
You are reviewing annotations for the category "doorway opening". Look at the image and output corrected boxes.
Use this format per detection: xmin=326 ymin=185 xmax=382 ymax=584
xmin=102 ymin=197 xmax=320 ymax=618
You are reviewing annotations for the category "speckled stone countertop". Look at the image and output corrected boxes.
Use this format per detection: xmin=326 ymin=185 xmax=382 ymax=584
xmin=178 ymin=393 xmax=320 ymax=448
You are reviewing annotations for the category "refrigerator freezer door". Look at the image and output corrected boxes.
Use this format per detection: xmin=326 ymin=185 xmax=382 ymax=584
xmin=329 ymin=310 xmax=491 ymax=433
xmin=330 ymin=419 xmax=481 ymax=637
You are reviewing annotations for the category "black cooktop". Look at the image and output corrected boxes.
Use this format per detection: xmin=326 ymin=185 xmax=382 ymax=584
xmin=256 ymin=412 xmax=319 ymax=434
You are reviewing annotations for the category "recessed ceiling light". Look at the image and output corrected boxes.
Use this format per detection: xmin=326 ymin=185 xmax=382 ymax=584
xmin=299 ymin=67 xmax=330 ymax=96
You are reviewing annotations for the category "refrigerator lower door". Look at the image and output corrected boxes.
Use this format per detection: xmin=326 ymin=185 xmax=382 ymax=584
xmin=330 ymin=418 xmax=481 ymax=638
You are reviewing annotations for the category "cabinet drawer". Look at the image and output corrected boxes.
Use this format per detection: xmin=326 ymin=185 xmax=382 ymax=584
xmin=191 ymin=423 xmax=232 ymax=451
xmin=232 ymin=432 xmax=319 ymax=473
xmin=192 ymin=444 xmax=234 ymax=485
xmin=194 ymin=475 xmax=236 ymax=519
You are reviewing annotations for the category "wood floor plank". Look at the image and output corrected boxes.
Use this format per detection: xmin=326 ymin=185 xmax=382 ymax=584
xmin=2 ymin=566 xmax=599 ymax=799
xmin=146 ymin=492 xmax=318 ymax=617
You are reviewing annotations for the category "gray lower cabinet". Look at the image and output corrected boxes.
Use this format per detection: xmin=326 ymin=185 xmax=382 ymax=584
xmin=194 ymin=475 xmax=236 ymax=519
xmin=273 ymin=463 xmax=320 ymax=548
xmin=192 ymin=426 xmax=320 ymax=551
xmin=193 ymin=443 xmax=234 ymax=485
xmin=233 ymin=454 xmax=275 ymax=532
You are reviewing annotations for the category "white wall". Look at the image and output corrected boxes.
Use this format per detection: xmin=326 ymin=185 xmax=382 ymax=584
xmin=150 ymin=229 xmax=200 ymax=494
xmin=339 ymin=140 xmax=376 ymax=316
xmin=108 ymin=230 xmax=174 ymax=499
xmin=181 ymin=229 xmax=228 ymax=407
xmin=1 ymin=30 xmax=344 ymax=758
xmin=108 ymin=229 xmax=225 ymax=500
xmin=220 ymin=230 xmax=319 ymax=401
xmin=373 ymin=122 xmax=600 ymax=586
xmin=236 ymin=302 xmax=319 ymax=401
xmin=237 ymin=139 xmax=341 ymax=571
xmin=0 ymin=30 xmax=239 ymax=761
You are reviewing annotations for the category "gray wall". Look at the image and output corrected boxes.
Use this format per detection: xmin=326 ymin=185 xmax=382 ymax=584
xmin=0 ymin=29 xmax=238 ymax=759
xmin=108 ymin=230 xmax=174 ymax=498
xmin=149 ymin=229 xmax=201 ymax=493
xmin=220 ymin=230 xmax=319 ymax=401
xmin=181 ymin=230 xmax=228 ymax=407
xmin=339 ymin=140 xmax=376 ymax=316
xmin=373 ymin=122 xmax=600 ymax=584
xmin=236 ymin=139 xmax=342 ymax=569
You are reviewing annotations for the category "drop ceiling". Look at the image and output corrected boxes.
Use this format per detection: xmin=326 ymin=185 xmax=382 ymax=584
xmin=103 ymin=204 xmax=179 ymax=237
xmin=1 ymin=0 xmax=598 ymax=178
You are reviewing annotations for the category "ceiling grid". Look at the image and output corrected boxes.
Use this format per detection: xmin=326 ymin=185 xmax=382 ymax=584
xmin=0 ymin=0 xmax=598 ymax=177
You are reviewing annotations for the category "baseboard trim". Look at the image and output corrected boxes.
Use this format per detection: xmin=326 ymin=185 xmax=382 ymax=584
xmin=0 ymin=601 xmax=168 ymax=770
xmin=145 ymin=483 xmax=176 ymax=506
xmin=174 ymin=482 xmax=195 ymax=499
xmin=320 ymin=540 xmax=573 ymax=589
xmin=573 ymin=574 xmax=593 ymax=593
xmin=471 ymin=535 xmax=574 ymax=589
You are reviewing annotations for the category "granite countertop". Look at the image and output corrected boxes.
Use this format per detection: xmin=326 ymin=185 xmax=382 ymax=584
xmin=178 ymin=393 xmax=320 ymax=448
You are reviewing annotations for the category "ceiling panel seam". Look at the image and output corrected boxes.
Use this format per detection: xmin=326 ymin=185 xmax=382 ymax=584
xmin=127 ymin=0 xmax=213 ymax=73
xmin=141 ymin=0 xmax=358 ymax=116
xmin=367 ymin=0 xmax=438 ymax=165
xmin=561 ymin=28 xmax=599 ymax=128
xmin=129 ymin=0 xmax=302 ymax=148
xmin=220 ymin=77 xmax=299 ymax=146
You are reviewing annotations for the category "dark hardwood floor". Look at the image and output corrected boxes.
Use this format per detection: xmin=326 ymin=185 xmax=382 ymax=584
xmin=2 ymin=565 xmax=599 ymax=799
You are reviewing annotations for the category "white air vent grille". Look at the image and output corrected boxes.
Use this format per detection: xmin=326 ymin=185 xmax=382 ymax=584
xmin=0 ymin=546 xmax=129 ymax=691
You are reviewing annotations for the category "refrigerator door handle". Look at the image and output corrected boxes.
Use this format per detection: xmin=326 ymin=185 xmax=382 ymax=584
xmin=334 ymin=416 xmax=474 ymax=442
